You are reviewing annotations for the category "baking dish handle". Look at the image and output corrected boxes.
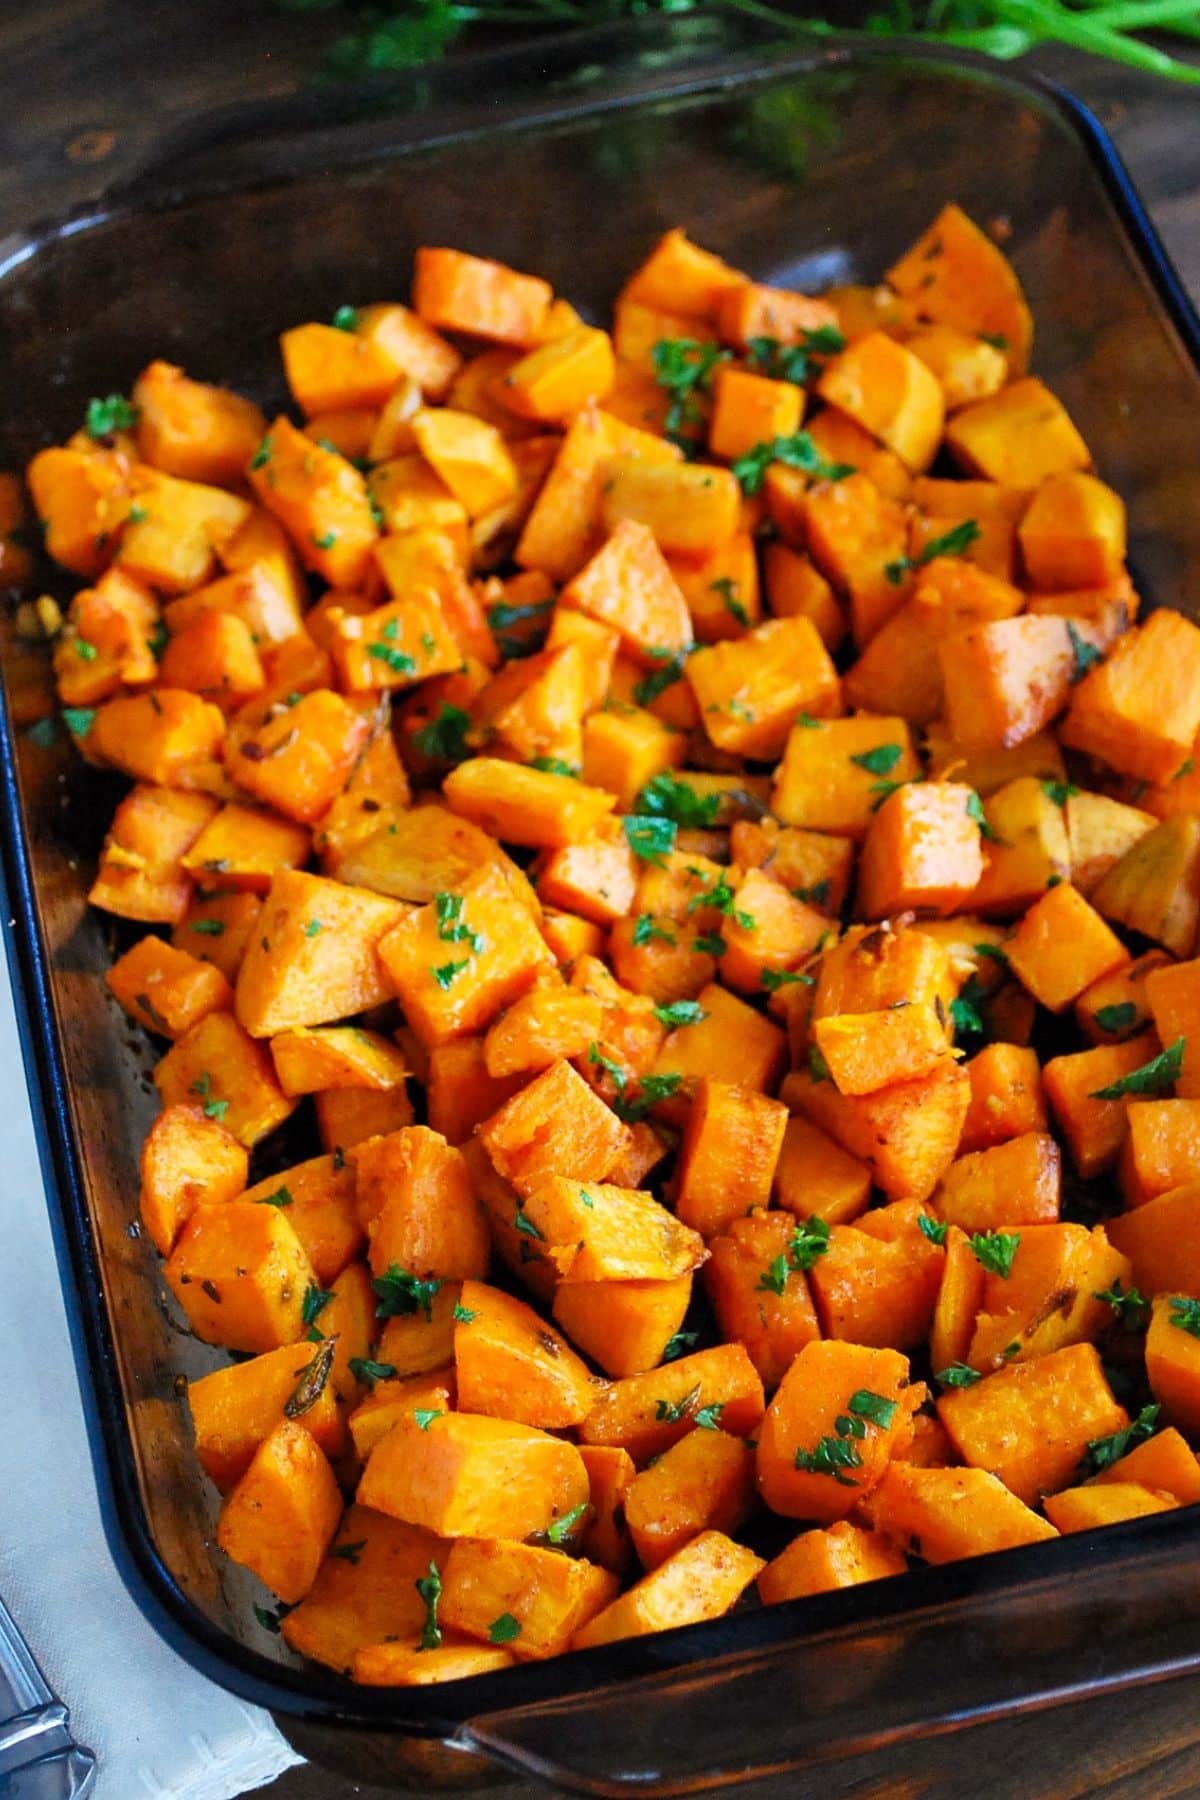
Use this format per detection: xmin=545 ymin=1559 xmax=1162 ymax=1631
xmin=461 ymin=1535 xmax=1200 ymax=1797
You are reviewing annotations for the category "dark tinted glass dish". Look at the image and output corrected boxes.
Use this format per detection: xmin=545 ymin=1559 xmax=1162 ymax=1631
xmin=3 ymin=23 xmax=1200 ymax=1795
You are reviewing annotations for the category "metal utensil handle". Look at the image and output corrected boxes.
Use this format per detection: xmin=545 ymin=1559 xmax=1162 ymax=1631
xmin=0 ymin=1592 xmax=96 ymax=1797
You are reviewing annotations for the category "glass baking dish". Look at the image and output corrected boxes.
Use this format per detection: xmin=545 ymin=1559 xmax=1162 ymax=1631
xmin=4 ymin=19 xmax=1200 ymax=1793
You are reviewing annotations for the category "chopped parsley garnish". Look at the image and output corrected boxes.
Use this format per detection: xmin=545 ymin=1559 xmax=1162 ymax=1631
xmin=415 ymin=1562 xmax=443 ymax=1651
xmin=884 ymin=517 xmax=980 ymax=585
xmin=651 ymin=337 xmax=731 ymax=445
xmin=744 ymin=326 xmax=846 ymax=384
xmin=514 ymin=1206 xmax=543 ymax=1240
xmin=489 ymin=1613 xmax=522 ymax=1644
xmin=634 ymin=649 xmax=690 ymax=707
xmin=453 ymin=1302 xmax=477 ymax=1323
xmin=1089 ymin=1037 xmax=1184 ymax=1100
xmin=530 ymin=756 xmax=580 ymax=778
xmin=1041 ymin=779 xmax=1080 ymax=808
xmin=189 ymin=1071 xmax=228 ymax=1122
xmin=761 ymin=967 xmax=813 ymax=993
xmin=844 ymin=1388 xmax=898 ymax=1430
xmin=414 ymin=701 xmax=470 ymax=762
xmin=432 ymin=958 xmax=470 ymax=990
xmin=654 ymin=999 xmax=707 ymax=1028
xmin=331 ymin=1540 xmax=367 ymax=1564
xmin=613 ymin=1072 xmax=682 ymax=1124
xmin=85 ymin=394 xmax=138 ymax=438
xmin=1092 ymin=1001 xmax=1140 ymax=1036
xmin=1169 ymin=1295 xmax=1200 ymax=1339
xmin=632 ymin=914 xmax=676 ymax=948
xmin=249 ymin=435 xmax=273 ymax=471
xmin=655 ymin=1384 xmax=701 ymax=1424
xmin=348 ymin=1357 xmax=397 ymax=1387
xmin=367 ymin=641 xmax=417 ymax=674
xmin=1067 ymin=620 xmax=1103 ymax=682
xmin=302 ymin=1284 xmax=335 ymax=1330
xmin=331 ymin=304 xmax=360 ymax=331
xmin=1081 ymin=1403 xmax=1160 ymax=1475
xmin=1094 ymin=1279 xmax=1150 ymax=1328
xmin=637 ymin=772 xmax=720 ymax=830
xmin=937 ymin=1362 xmax=982 ymax=1388
xmin=788 ymin=1215 xmax=831 ymax=1271
xmin=918 ymin=1214 xmax=949 ymax=1246
xmin=73 ymin=637 xmax=97 ymax=663
xmin=850 ymin=742 xmax=903 ymax=776
xmin=190 ymin=918 xmax=226 ymax=937
xmin=968 ymin=1230 xmax=1020 ymax=1278
xmin=710 ymin=575 xmax=748 ymax=626
xmin=950 ymin=977 xmax=987 ymax=1040
xmin=662 ymin=1330 xmax=699 ymax=1362
xmin=255 ymin=1186 xmax=293 ymax=1208
xmin=793 ymin=1434 xmax=863 ymax=1484
xmin=794 ymin=879 xmax=831 ymax=907
xmin=311 ymin=529 xmax=339 ymax=550
xmin=808 ymin=1044 xmax=831 ymax=1084
xmin=303 ymin=920 xmax=323 ymax=938
xmin=623 ymin=814 xmax=677 ymax=866
xmin=413 ymin=1409 xmax=444 ymax=1431
xmin=435 ymin=891 xmax=484 ymax=953
xmin=694 ymin=1402 xmax=725 ymax=1431
xmin=731 ymin=431 xmax=854 ymax=495
xmin=757 ymin=1255 xmax=790 ymax=1297
xmin=253 ymin=1603 xmax=293 ymax=1634
xmin=545 ymin=1501 xmax=590 ymax=1545
xmin=62 ymin=707 xmax=96 ymax=738
xmin=965 ymin=790 xmax=1002 ymax=841
xmin=372 ymin=1265 xmax=444 ymax=1322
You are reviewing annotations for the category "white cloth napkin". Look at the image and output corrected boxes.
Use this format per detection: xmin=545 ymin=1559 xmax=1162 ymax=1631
xmin=0 ymin=929 xmax=304 ymax=1799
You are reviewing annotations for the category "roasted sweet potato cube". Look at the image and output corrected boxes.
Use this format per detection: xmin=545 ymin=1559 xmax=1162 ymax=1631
xmin=946 ymin=378 xmax=1088 ymax=485
xmin=578 ymin=1445 xmax=636 ymax=1573
xmin=784 ymin=1059 xmax=969 ymax=1203
xmin=887 ymin=204 xmax=1033 ymax=370
xmin=1065 ymin=790 xmax=1156 ymax=898
xmin=716 ymin=278 xmax=836 ymax=348
xmin=523 ymin=1177 xmax=705 ymax=1283
xmin=857 ymin=781 xmax=984 ymax=918
xmin=1091 ymin=814 xmax=1200 ymax=959
xmin=939 ymin=615 xmax=1098 ymax=751
xmin=229 ymin=689 xmax=371 ymax=825
xmin=717 ymin=868 xmax=827 ymax=995
xmin=154 ymin=1010 xmax=296 ymax=1146
xmin=817 ymin=330 xmax=944 ymax=472
xmin=552 ymin=1274 xmax=692 ymax=1379
xmin=646 ymin=981 xmax=785 ymax=1118
xmin=872 ymin=1464 xmax=1056 ymax=1563
xmin=347 ymin=1368 xmax=455 ymax=1464
xmin=358 ymin=1411 xmax=589 ymax=1540
xmin=235 ymin=869 xmax=405 ymax=1037
xmin=180 ymin=802 xmax=310 ymax=897
xmin=624 ymin=1429 xmax=756 ymax=1573
xmin=1043 ymin=1031 xmax=1162 ymax=1178
xmin=560 ymin=519 xmax=692 ymax=662
xmin=580 ymin=1343 xmax=764 ymax=1465
xmin=1108 ymin=1185 xmax=1200 ymax=1298
xmin=353 ymin=1639 xmax=515 ymax=1685
xmin=479 ymin=1058 xmax=631 ymax=1198
xmin=248 ymin=416 xmax=378 ymax=588
xmin=414 ymin=247 xmax=552 ymax=346
xmin=282 ymin=321 xmax=403 ymax=414
xmin=905 ymin=325 xmax=1007 ymax=410
xmin=108 ymin=933 xmax=233 ymax=1040
xmin=89 ymin=689 xmax=225 ymax=790
xmin=453 ymin=1279 xmax=597 ymax=1428
xmin=443 ymin=756 xmax=615 ymax=849
xmin=376 ymin=863 xmax=551 ymax=1048
xmin=935 ymin=1132 xmax=1062 ymax=1234
xmin=535 ymin=828 xmax=640 ymax=927
xmin=352 ymin=1126 xmax=489 ymax=1281
xmin=704 ymin=1211 xmax=820 ymax=1392
xmin=1044 ymin=1482 xmax=1174 ymax=1533
xmin=1145 ymin=957 xmax=1200 ymax=1099
xmin=758 ymin=1519 xmax=906 ymax=1603
xmin=929 ymin=1224 xmax=986 ymax=1374
xmin=138 ymin=1103 xmax=248 ymax=1256
xmin=602 ymin=458 xmax=741 ymax=560
xmin=772 ymin=715 xmax=919 ymax=839
xmin=675 ymin=1080 xmax=788 ymax=1238
xmin=708 ymin=365 xmax=803 ymax=462
xmin=772 ymin=1114 xmax=872 ymax=1226
xmin=166 ymin=1200 xmax=314 ymax=1351
xmin=27 ymin=442 xmax=131 ymax=578
xmin=133 ymin=358 xmax=268 ymax=485
xmin=515 ymin=405 xmax=680 ymax=582
xmin=331 ymin=589 xmax=463 ymax=694
xmin=187 ymin=1339 xmax=346 ymax=1492
xmin=55 ymin=566 xmax=159 ymax=705
xmin=756 ymin=1340 xmax=919 ymax=1521
xmin=804 ymin=472 xmax=911 ymax=647
xmin=440 ymin=1538 xmax=618 ymax=1660
xmin=281 ymin=1506 xmax=449 ymax=1675
xmin=572 ymin=1530 xmax=763 ymax=1650
xmin=1119 ymin=1100 xmax=1200 ymax=1207
xmin=971 ymin=777 xmax=1072 ymax=916
xmin=158 ymin=607 xmax=265 ymax=704
xmin=814 ymin=921 xmax=956 ymax=1021
xmin=812 ymin=1003 xmax=952 ymax=1098
xmin=1144 ymin=1295 xmax=1200 ymax=1436
xmin=373 ymin=1279 xmax=463 ymax=1382
xmin=808 ymin=1204 xmax=944 ymax=1349
xmin=1061 ymin=609 xmax=1200 ymax=785
xmin=216 ymin=1419 xmax=343 ymax=1604
xmin=684 ymin=616 xmax=839 ymax=762
xmin=315 ymin=1085 xmax=415 ymax=1156
xmin=762 ymin=540 xmax=845 ymax=649
xmin=318 ymin=1261 xmax=376 ymax=1407
xmin=269 ymin=1026 xmax=410 ymax=1098
xmin=959 ymin=1043 xmax=1046 ymax=1154
xmin=1018 ymin=471 xmax=1125 ymax=590
xmin=1088 ymin=1426 xmax=1200 ymax=1503
xmin=966 ymin=1221 xmax=1129 ymax=1373
xmin=240 ymin=1151 xmax=363 ymax=1286
xmin=938 ymin=1342 xmax=1126 ymax=1505
xmin=1005 ymin=881 xmax=1128 ymax=1013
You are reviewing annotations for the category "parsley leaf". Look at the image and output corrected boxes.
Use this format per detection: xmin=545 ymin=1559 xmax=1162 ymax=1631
xmin=968 ymin=1231 xmax=1020 ymax=1278
xmin=85 ymin=394 xmax=138 ymax=438
xmin=937 ymin=1362 xmax=982 ymax=1388
xmin=413 ymin=1409 xmax=444 ymax=1431
xmin=367 ymin=641 xmax=417 ymax=674
xmin=1169 ymin=1295 xmax=1200 ymax=1339
xmin=415 ymin=1561 xmax=443 ymax=1651
xmin=62 ymin=707 xmax=96 ymax=738
xmin=655 ymin=1384 xmax=701 ymax=1425
xmin=1041 ymin=779 xmax=1080 ymax=808
xmin=744 ymin=326 xmax=846 ymax=384
xmin=634 ymin=649 xmax=689 ymax=707
xmin=793 ymin=1434 xmax=863 ymax=1484
xmin=545 ymin=1501 xmax=589 ymax=1546
xmin=1092 ymin=1001 xmax=1140 ymax=1036
xmin=302 ymin=1284 xmax=335 ymax=1329
xmin=432 ymin=958 xmax=470 ymax=990
xmin=348 ymin=1357 xmax=397 ymax=1387
xmin=189 ymin=1071 xmax=228 ymax=1122
xmin=845 ymin=1388 xmax=898 ymax=1429
xmin=694 ymin=1402 xmax=725 ymax=1431
xmin=756 ymin=1254 xmax=790 ymax=1297
xmin=372 ymin=1265 xmax=443 ymax=1322
xmin=614 ymin=1072 xmax=682 ymax=1124
xmin=1094 ymin=1279 xmax=1150 ymax=1328
xmin=637 ymin=772 xmax=721 ymax=830
xmin=435 ymin=891 xmax=484 ymax=953
xmin=1089 ymin=1038 xmax=1184 ymax=1100
xmin=623 ymin=814 xmax=677 ymax=866
xmin=1067 ymin=620 xmax=1103 ymax=682
xmin=850 ymin=742 xmax=902 ymax=777
xmin=1081 ymin=1403 xmax=1160 ymax=1475
xmin=918 ymin=1214 xmax=949 ymax=1246
xmin=788 ymin=1216 xmax=831 ymax=1271
xmin=632 ymin=913 xmax=676 ymax=948
xmin=965 ymin=790 xmax=1002 ymax=842
xmin=413 ymin=701 xmax=470 ymax=762
xmin=255 ymin=1186 xmax=293 ymax=1208
xmin=710 ymin=575 xmax=748 ymax=626
xmin=331 ymin=1539 xmax=367 ymax=1564
xmin=808 ymin=1044 xmax=831 ymax=1084
xmin=651 ymin=337 xmax=731 ymax=445
xmin=884 ymin=517 xmax=980 ymax=585
xmin=331 ymin=304 xmax=360 ymax=331
xmin=731 ymin=431 xmax=854 ymax=496
xmin=453 ymin=1302 xmax=477 ymax=1323
xmin=654 ymin=999 xmax=708 ymax=1028
xmin=489 ymin=1612 xmax=522 ymax=1644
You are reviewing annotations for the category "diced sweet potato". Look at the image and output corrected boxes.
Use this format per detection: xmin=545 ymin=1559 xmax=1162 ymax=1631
xmin=772 ymin=1114 xmax=872 ymax=1226
xmin=1119 ymin=1100 xmax=1200 ymax=1207
xmin=358 ymin=1410 xmax=588 ymax=1540
xmin=939 ymin=615 xmax=1096 ymax=751
xmin=217 ymin=1419 xmax=344 ymax=1604
xmin=1145 ymin=956 xmax=1200 ymax=1099
xmin=580 ymin=1343 xmax=764 ymax=1465
xmin=571 ymin=1531 xmax=763 ymax=1650
xmin=857 ymin=781 xmax=984 ymax=919
xmin=935 ymin=1133 xmax=1061 ymax=1233
xmin=165 ymin=1200 xmax=315 ymax=1351
xmin=817 ymin=331 xmax=944 ymax=472
xmin=188 ymin=1340 xmax=346 ymax=1492
xmin=154 ymin=1009 xmax=297 ymax=1147
xmin=229 ymin=689 xmax=371 ymax=825
xmin=959 ymin=1043 xmax=1046 ymax=1155
xmin=241 ymin=1150 xmax=363 ymax=1286
xmin=1043 ymin=1031 xmax=1162 ymax=1178
xmin=552 ymin=1275 xmax=693 ymax=1379
xmin=138 ymin=1103 xmax=248 ymax=1256
xmin=887 ymin=205 xmax=1033 ymax=371
xmin=759 ymin=1519 xmax=907 ymax=1603
xmin=453 ymin=1279 xmax=598 ymax=1428
xmin=1044 ymin=1482 xmax=1174 ymax=1533
xmin=685 ymin=616 xmax=840 ymax=762
xmin=675 ymin=1079 xmax=788 ymax=1237
xmin=938 ymin=1342 xmax=1126 ymax=1504
xmin=784 ymin=1059 xmax=969 ymax=1203
xmin=625 ymin=1428 xmax=756 ymax=1571
xmin=1061 ymin=610 xmax=1200 ymax=785
xmin=871 ymin=1463 xmax=1057 ymax=1563
xmin=347 ymin=1368 xmax=455 ymax=1463
xmin=235 ymin=869 xmax=405 ymax=1037
xmin=479 ymin=1058 xmax=631 ymax=1198
xmin=1089 ymin=1425 xmax=1200 ymax=1503
xmin=353 ymin=1126 xmax=490 ymax=1281
xmin=440 ymin=1538 xmax=618 ymax=1660
xmin=108 ymin=933 xmax=232 ymax=1041
xmin=281 ymin=1506 xmax=449 ymax=1675
xmin=704 ymin=1211 xmax=821 ymax=1391
xmin=807 ymin=1205 xmax=944 ymax=1350
xmin=414 ymin=247 xmax=552 ymax=347
xmin=1092 ymin=814 xmax=1200 ymax=959
xmin=946 ymin=378 xmax=1088 ymax=485
xmin=756 ymin=1339 xmax=920 ymax=1521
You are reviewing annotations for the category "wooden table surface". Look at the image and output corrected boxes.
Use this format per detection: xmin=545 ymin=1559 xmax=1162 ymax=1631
xmin=256 ymin=35 xmax=1200 ymax=1800
xmin=6 ymin=8 xmax=1200 ymax=1796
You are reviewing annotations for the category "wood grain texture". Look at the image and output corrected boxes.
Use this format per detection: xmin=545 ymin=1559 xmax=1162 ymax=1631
xmin=4 ymin=8 xmax=1198 ymax=1795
